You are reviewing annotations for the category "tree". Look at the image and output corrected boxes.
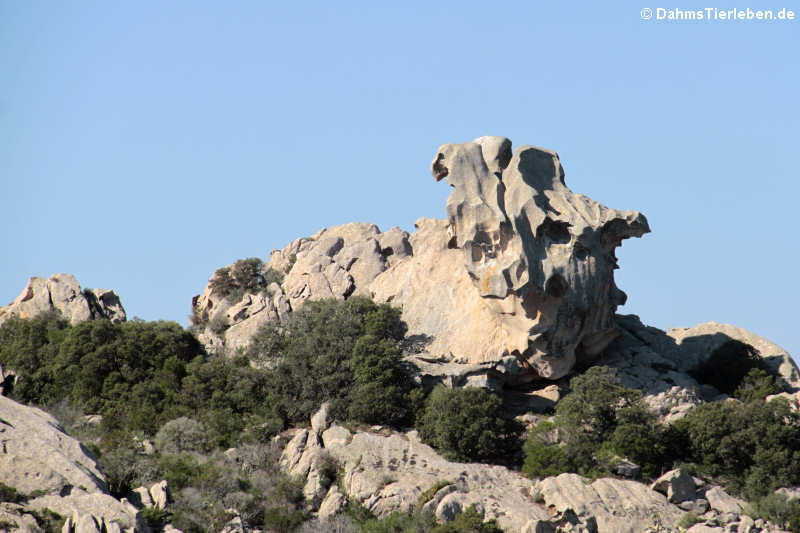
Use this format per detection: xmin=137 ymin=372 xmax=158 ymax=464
xmin=417 ymin=386 xmax=520 ymax=462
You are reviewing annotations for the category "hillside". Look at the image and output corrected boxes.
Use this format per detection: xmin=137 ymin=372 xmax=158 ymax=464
xmin=1 ymin=137 xmax=799 ymax=533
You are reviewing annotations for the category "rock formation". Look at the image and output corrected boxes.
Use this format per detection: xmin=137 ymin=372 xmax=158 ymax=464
xmin=193 ymin=137 xmax=649 ymax=384
xmin=0 ymin=273 xmax=126 ymax=327
xmin=281 ymin=404 xmax=782 ymax=533
xmin=0 ymin=395 xmax=144 ymax=532
xmin=425 ymin=137 xmax=649 ymax=379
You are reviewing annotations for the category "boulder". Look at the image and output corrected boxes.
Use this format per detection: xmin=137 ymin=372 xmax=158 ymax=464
xmin=705 ymin=486 xmax=746 ymax=515
xmin=27 ymin=492 xmax=141 ymax=533
xmin=418 ymin=137 xmax=648 ymax=380
xmin=536 ymin=473 xmax=683 ymax=533
xmin=0 ymin=395 xmax=107 ymax=496
xmin=651 ymin=468 xmax=696 ymax=504
xmin=0 ymin=274 xmax=126 ymax=327
xmin=318 ymin=485 xmax=347 ymax=519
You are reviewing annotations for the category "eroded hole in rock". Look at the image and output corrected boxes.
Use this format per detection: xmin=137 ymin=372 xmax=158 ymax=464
xmin=536 ymin=218 xmax=571 ymax=244
xmin=470 ymin=242 xmax=483 ymax=262
xmin=544 ymin=274 xmax=567 ymax=299
xmin=432 ymin=153 xmax=449 ymax=181
xmin=380 ymin=247 xmax=394 ymax=257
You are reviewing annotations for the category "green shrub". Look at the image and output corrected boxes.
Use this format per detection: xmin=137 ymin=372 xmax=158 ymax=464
xmin=417 ymin=386 xmax=521 ymax=462
xmin=672 ymin=397 xmax=800 ymax=499
xmin=751 ymin=493 xmax=800 ymax=532
xmin=677 ymin=511 xmax=700 ymax=529
xmin=522 ymin=421 xmax=572 ymax=478
xmin=431 ymin=504 xmax=504 ymax=533
xmin=248 ymin=297 xmax=413 ymax=427
xmin=141 ymin=507 xmax=171 ymax=530
xmin=263 ymin=506 xmax=305 ymax=533
xmin=0 ymin=482 xmax=25 ymax=503
xmin=210 ymin=258 xmax=284 ymax=302
xmin=154 ymin=417 xmax=210 ymax=455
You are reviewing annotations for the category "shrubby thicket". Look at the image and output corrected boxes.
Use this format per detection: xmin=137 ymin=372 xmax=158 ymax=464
xmin=521 ymin=347 xmax=800 ymax=531
xmin=0 ymin=296 xmax=511 ymax=532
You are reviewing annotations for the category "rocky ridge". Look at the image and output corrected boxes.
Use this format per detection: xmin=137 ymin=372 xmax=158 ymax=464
xmin=0 ymin=395 xmax=146 ymax=533
xmin=0 ymin=273 xmax=126 ymax=327
xmin=193 ymin=137 xmax=650 ymax=386
xmin=282 ymin=404 xmax=792 ymax=533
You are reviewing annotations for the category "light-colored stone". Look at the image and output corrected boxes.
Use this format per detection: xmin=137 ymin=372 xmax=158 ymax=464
xmin=321 ymin=424 xmax=352 ymax=449
xmin=705 ymin=486 xmax=746 ymax=515
xmin=422 ymin=137 xmax=648 ymax=380
xmin=27 ymin=493 xmax=141 ymax=533
xmin=536 ymin=473 xmax=683 ymax=533
xmin=666 ymin=322 xmax=800 ymax=389
xmin=687 ymin=525 xmax=724 ymax=533
xmin=318 ymin=485 xmax=347 ymax=519
xmin=149 ymin=480 xmax=168 ymax=510
xmin=0 ymin=395 xmax=107 ymax=495
xmin=0 ymin=274 xmax=126 ymax=327
xmin=651 ymin=468 xmax=696 ymax=504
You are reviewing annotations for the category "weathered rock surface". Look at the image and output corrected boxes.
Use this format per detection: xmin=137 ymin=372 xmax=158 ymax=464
xmin=0 ymin=274 xmax=126 ymax=327
xmin=598 ymin=314 xmax=800 ymax=422
xmin=191 ymin=223 xmax=411 ymax=355
xmin=535 ymin=473 xmax=683 ymax=533
xmin=281 ymin=406 xmax=697 ymax=533
xmin=28 ymin=492 xmax=141 ymax=533
xmin=424 ymin=137 xmax=649 ymax=380
xmin=0 ymin=395 xmax=107 ymax=495
xmin=193 ymin=137 xmax=650 ymax=383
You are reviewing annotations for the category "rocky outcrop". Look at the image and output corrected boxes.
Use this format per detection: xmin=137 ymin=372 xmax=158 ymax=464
xmin=0 ymin=395 xmax=107 ymax=495
xmin=422 ymin=137 xmax=649 ymax=380
xmin=193 ymin=137 xmax=648 ymax=384
xmin=191 ymin=223 xmax=411 ymax=355
xmin=0 ymin=274 xmax=126 ymax=327
xmin=280 ymin=406 xmax=711 ymax=533
xmin=598 ymin=314 xmax=800 ymax=422
xmin=0 ymin=395 xmax=144 ymax=532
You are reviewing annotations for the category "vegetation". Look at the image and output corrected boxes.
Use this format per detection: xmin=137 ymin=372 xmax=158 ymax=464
xmin=248 ymin=296 xmax=416 ymax=427
xmin=210 ymin=257 xmax=284 ymax=302
xmin=523 ymin=366 xmax=668 ymax=479
xmin=416 ymin=386 xmax=521 ymax=462
xmin=521 ymin=360 xmax=800 ymax=510
xmin=4 ymin=298 xmax=798 ymax=532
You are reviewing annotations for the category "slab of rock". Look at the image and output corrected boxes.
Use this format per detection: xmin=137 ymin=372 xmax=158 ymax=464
xmin=28 ymin=492 xmax=141 ymax=533
xmin=666 ymin=322 xmax=800 ymax=389
xmin=0 ymin=274 xmax=126 ymax=327
xmin=281 ymin=409 xmax=551 ymax=532
xmin=536 ymin=473 xmax=683 ymax=533
xmin=705 ymin=486 xmax=746 ymax=515
xmin=651 ymin=468 xmax=696 ymax=504
xmin=0 ymin=395 xmax=107 ymax=495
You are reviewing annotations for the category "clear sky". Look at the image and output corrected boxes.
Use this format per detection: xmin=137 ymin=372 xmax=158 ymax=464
xmin=2 ymin=2 xmax=798 ymax=360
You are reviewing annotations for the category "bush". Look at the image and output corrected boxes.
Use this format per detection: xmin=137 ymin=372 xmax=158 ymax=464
xmin=210 ymin=258 xmax=284 ymax=302
xmin=751 ymin=493 xmax=800 ymax=532
xmin=522 ymin=366 xmax=669 ymax=479
xmin=673 ymin=397 xmax=800 ymax=499
xmin=154 ymin=417 xmax=210 ymax=455
xmin=417 ymin=386 xmax=521 ymax=462
xmin=677 ymin=511 xmax=700 ymax=529
xmin=248 ymin=297 xmax=414 ymax=427
xmin=522 ymin=422 xmax=572 ymax=478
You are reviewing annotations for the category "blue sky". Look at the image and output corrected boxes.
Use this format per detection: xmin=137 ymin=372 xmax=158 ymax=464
xmin=2 ymin=2 xmax=798 ymax=360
